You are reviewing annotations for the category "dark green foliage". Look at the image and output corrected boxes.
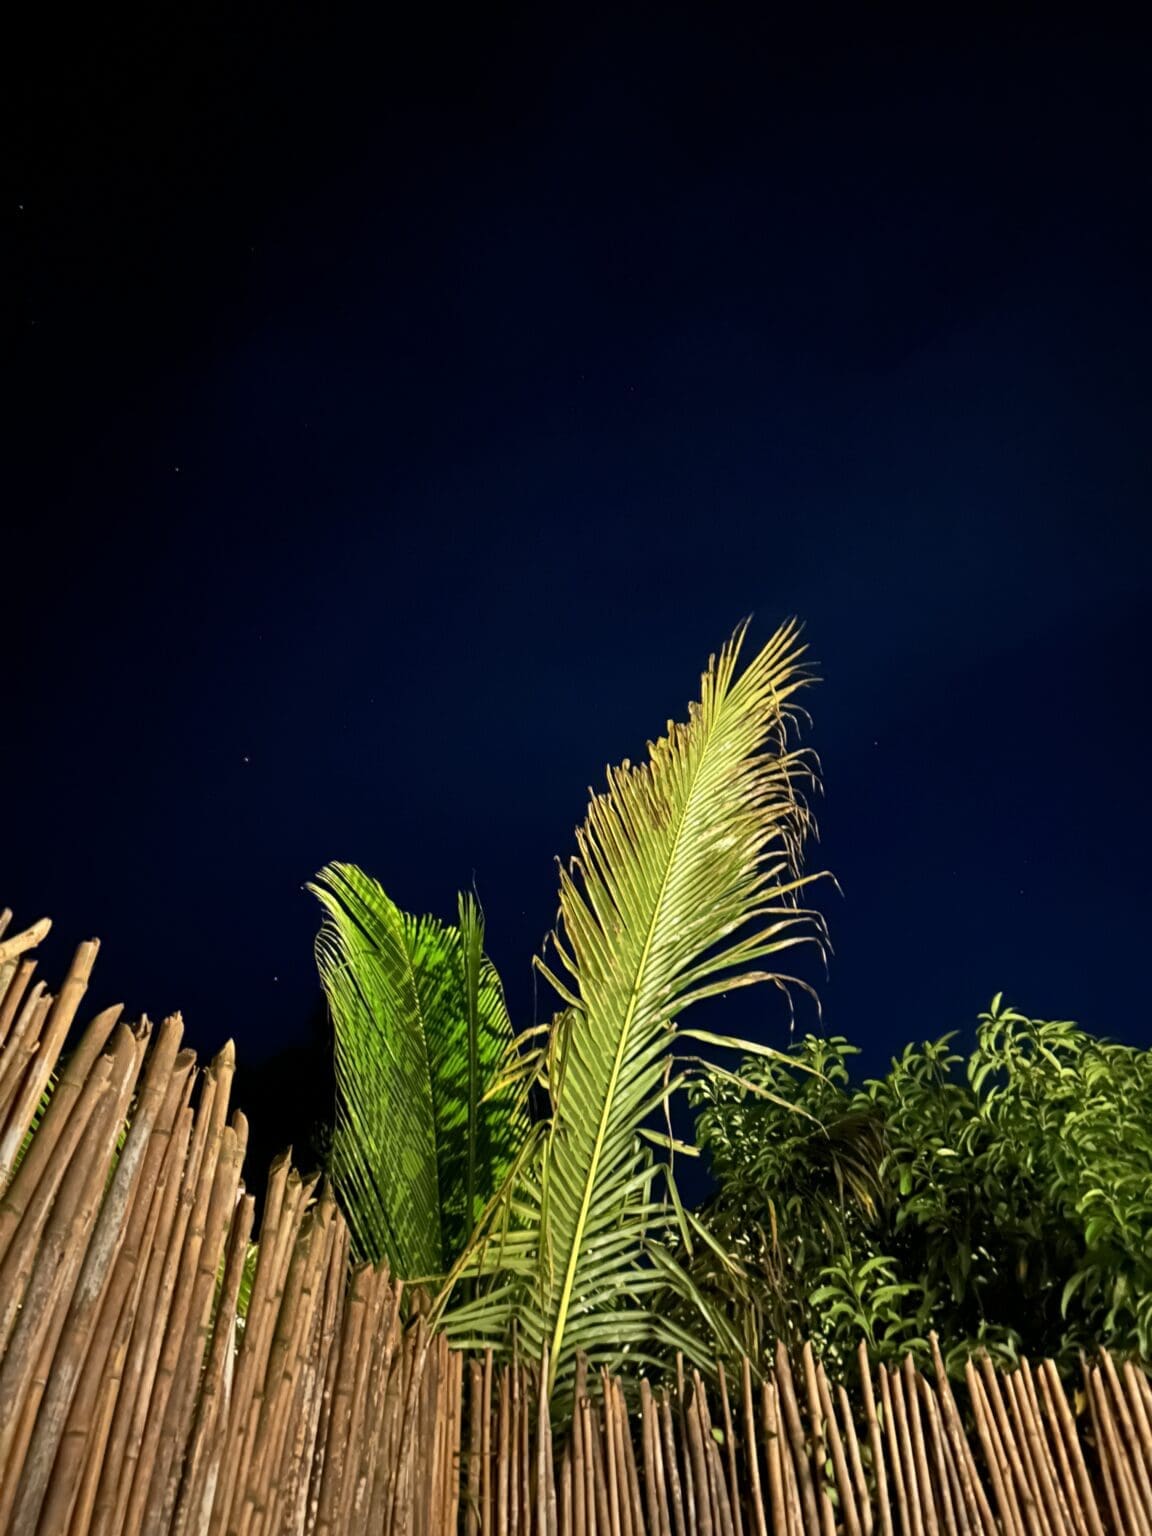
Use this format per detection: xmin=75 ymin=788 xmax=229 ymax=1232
xmin=687 ymin=997 xmax=1152 ymax=1376
xmin=310 ymin=862 xmax=528 ymax=1279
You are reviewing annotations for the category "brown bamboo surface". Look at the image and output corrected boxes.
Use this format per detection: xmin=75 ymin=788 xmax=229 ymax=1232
xmin=1 ymin=908 xmax=1150 ymax=1536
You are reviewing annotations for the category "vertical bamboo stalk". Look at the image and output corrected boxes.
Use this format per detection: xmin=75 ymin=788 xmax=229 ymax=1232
xmin=1123 ymin=1360 xmax=1152 ymax=1480
xmin=799 ymin=1344 xmax=836 ymax=1536
xmin=878 ymin=1366 xmax=913 ymax=1536
xmin=499 ymin=1369 xmax=511 ymax=1536
xmin=980 ymin=1357 xmax=1048 ymax=1535
xmin=561 ymin=1444 xmax=573 ymax=1536
xmin=603 ymin=1371 xmax=624 ymax=1536
xmin=511 ymin=1351 xmax=524 ymax=1536
xmin=177 ymin=1190 xmax=257 ymax=1536
xmin=303 ymin=1213 xmax=352 ymax=1536
xmin=838 ymin=1382 xmax=873 ymax=1536
xmin=355 ymin=1269 xmax=404 ymax=1536
xmin=468 ymin=1358 xmax=484 ymax=1536
xmin=219 ymin=1164 xmax=309 ymax=1536
xmin=0 ymin=1024 xmax=135 ymax=1509
xmin=815 ymin=1357 xmax=861 ymax=1536
xmin=678 ymin=1356 xmax=698 ymax=1536
xmin=916 ymin=1377 xmax=961 ymax=1536
xmin=573 ymin=1371 xmax=588 ymax=1536
xmin=1003 ymin=1368 xmax=1068 ymax=1536
xmin=717 ymin=1363 xmax=746 ymax=1536
xmin=1091 ymin=1360 xmax=1151 ymax=1536
xmin=1018 ymin=1359 xmax=1075 ymax=1536
xmin=12 ymin=1017 xmax=172 ymax=1533
xmin=0 ymin=1049 xmax=114 ymax=1351
xmin=152 ymin=1108 xmax=249 ymax=1534
xmin=1041 ymin=1359 xmax=1104 ymax=1536
xmin=640 ymin=1380 xmax=664 ymax=1536
xmin=1099 ymin=1348 xmax=1152 ymax=1520
xmin=741 ymin=1361 xmax=769 ymax=1536
xmin=926 ymin=1338 xmax=994 ymax=1536
xmin=859 ymin=1344 xmax=894 ymax=1536
xmin=760 ymin=1381 xmax=789 ymax=1536
xmin=900 ymin=1356 xmax=939 ymax=1536
xmin=583 ymin=1394 xmax=601 ymax=1536
xmin=522 ymin=1363 xmax=537 ymax=1536
xmin=119 ymin=1051 xmax=234 ymax=1536
xmin=1034 ymin=1362 xmax=1090 ymax=1536
xmin=1084 ymin=1364 xmax=1125 ymax=1536
xmin=660 ymin=1392 xmax=688 ymax=1536
xmin=886 ymin=1365 xmax=926 ymax=1536
xmin=776 ymin=1389 xmax=805 ymax=1536
xmin=41 ymin=1050 xmax=194 ymax=1536
xmin=685 ymin=1376 xmax=715 ymax=1536
xmin=965 ymin=1364 xmax=1023 ymax=1536
xmin=271 ymin=1182 xmax=341 ymax=1536
xmin=449 ymin=1348 xmax=465 ymax=1536
xmin=773 ymin=1343 xmax=820 ymax=1536
xmin=314 ymin=1262 xmax=371 ymax=1536
xmin=616 ymin=1380 xmax=646 ymax=1536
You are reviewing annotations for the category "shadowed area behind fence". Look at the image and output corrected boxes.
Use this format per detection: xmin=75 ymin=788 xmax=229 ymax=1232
xmin=0 ymin=908 xmax=1149 ymax=1535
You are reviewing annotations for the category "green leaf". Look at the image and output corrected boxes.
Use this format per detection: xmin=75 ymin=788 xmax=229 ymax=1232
xmin=310 ymin=863 xmax=527 ymax=1278
xmin=438 ymin=620 xmax=826 ymax=1399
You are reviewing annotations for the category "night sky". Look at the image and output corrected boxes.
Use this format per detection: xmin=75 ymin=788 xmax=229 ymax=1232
xmin=7 ymin=9 xmax=1151 ymax=1182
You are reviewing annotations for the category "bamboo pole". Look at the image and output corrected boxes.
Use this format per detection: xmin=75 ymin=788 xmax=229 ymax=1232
xmin=1042 ymin=1359 xmax=1104 ymax=1536
xmin=175 ymin=1190 xmax=257 ymax=1536
xmin=926 ymin=1336 xmax=994 ymax=1536
xmin=40 ymin=1048 xmax=194 ymax=1536
xmin=1084 ymin=1363 xmax=1126 ymax=1536
xmin=838 ymin=1382 xmax=873 ymax=1536
xmin=0 ymin=1047 xmax=113 ymax=1351
xmin=916 ymin=1377 xmax=960 ymax=1536
xmin=0 ymin=1000 xmax=124 ymax=1267
xmin=859 ymin=1342 xmax=894 ymax=1536
xmin=741 ymin=1361 xmax=769 ymax=1536
xmin=965 ymin=1363 xmax=1023 ymax=1536
xmin=878 ymin=1365 xmax=913 ymax=1536
xmin=717 ymin=1363 xmax=745 ymax=1536
xmin=0 ymin=1023 xmax=136 ymax=1506
xmin=773 ymin=1342 xmax=821 ymax=1536
xmin=760 ymin=1380 xmax=790 ymax=1536
xmin=660 ymin=1391 xmax=688 ymax=1536
xmin=0 ymin=938 xmax=100 ymax=1190
xmin=815 ymin=1356 xmax=861 ymax=1536
xmin=0 ymin=985 xmax=52 ymax=1131
xmin=0 ymin=915 xmax=51 ymax=967
xmin=900 ymin=1356 xmax=939 ymax=1536
xmin=11 ymin=1018 xmax=172 ymax=1534
xmin=0 ymin=957 xmax=37 ymax=1050
xmin=1099 ymin=1347 xmax=1152 ymax=1521
xmin=82 ymin=1091 xmax=197 ymax=1536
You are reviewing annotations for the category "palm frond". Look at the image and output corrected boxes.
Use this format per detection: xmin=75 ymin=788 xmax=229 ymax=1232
xmin=310 ymin=863 xmax=527 ymax=1278
xmin=437 ymin=619 xmax=827 ymax=1398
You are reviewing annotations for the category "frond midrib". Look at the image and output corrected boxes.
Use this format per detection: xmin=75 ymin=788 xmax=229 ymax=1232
xmin=546 ymin=711 xmax=713 ymax=1398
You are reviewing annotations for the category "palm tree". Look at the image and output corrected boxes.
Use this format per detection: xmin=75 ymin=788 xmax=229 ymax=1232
xmin=434 ymin=619 xmax=828 ymax=1400
xmin=310 ymin=864 xmax=527 ymax=1279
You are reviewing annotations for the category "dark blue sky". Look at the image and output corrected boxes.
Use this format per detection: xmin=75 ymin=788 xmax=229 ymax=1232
xmin=8 ymin=9 xmax=1151 ymax=1166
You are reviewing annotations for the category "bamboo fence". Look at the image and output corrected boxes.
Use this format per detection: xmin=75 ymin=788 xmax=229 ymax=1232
xmin=1 ymin=908 xmax=1151 ymax=1536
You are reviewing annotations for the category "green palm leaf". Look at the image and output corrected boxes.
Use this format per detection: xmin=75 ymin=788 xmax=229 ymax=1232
xmin=309 ymin=863 xmax=527 ymax=1278
xmin=437 ymin=619 xmax=827 ymax=1398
